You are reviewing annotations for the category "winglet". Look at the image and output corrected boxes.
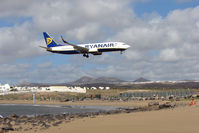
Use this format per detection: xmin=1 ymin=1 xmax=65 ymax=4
xmin=61 ymin=35 xmax=71 ymax=45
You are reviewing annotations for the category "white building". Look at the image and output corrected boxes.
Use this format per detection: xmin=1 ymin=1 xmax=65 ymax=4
xmin=41 ymin=86 xmax=86 ymax=93
xmin=0 ymin=84 xmax=11 ymax=92
xmin=99 ymin=86 xmax=105 ymax=90
xmin=105 ymin=87 xmax=110 ymax=90
xmin=90 ymin=87 xmax=97 ymax=90
xmin=40 ymin=87 xmax=50 ymax=91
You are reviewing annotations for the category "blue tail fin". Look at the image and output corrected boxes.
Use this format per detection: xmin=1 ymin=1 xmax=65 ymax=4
xmin=43 ymin=32 xmax=60 ymax=48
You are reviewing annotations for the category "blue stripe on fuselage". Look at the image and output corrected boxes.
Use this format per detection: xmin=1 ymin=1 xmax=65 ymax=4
xmin=98 ymin=48 xmax=126 ymax=52
xmin=50 ymin=48 xmax=126 ymax=55
xmin=51 ymin=50 xmax=80 ymax=54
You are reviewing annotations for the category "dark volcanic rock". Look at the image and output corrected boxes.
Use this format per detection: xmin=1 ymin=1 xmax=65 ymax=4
xmin=52 ymin=121 xmax=62 ymax=126
xmin=148 ymin=102 xmax=159 ymax=107
xmin=54 ymin=114 xmax=63 ymax=120
xmin=10 ymin=113 xmax=19 ymax=119
xmin=2 ymin=127 xmax=14 ymax=132
xmin=2 ymin=122 xmax=14 ymax=132
xmin=41 ymin=122 xmax=50 ymax=129
xmin=159 ymin=102 xmax=176 ymax=109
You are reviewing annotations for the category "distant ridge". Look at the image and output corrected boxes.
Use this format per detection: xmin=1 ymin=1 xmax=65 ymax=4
xmin=69 ymin=76 xmax=124 ymax=85
xmin=178 ymin=79 xmax=196 ymax=82
xmin=133 ymin=77 xmax=150 ymax=82
xmin=17 ymin=77 xmax=199 ymax=89
xmin=70 ymin=76 xmax=93 ymax=84
xmin=18 ymin=81 xmax=68 ymax=87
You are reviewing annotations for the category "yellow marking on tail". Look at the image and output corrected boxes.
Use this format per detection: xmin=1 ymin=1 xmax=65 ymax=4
xmin=46 ymin=38 xmax=52 ymax=45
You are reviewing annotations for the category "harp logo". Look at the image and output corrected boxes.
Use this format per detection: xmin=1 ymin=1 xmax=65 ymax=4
xmin=46 ymin=38 xmax=52 ymax=45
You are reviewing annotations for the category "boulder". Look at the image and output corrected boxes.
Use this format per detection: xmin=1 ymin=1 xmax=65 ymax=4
xmin=159 ymin=102 xmax=175 ymax=109
xmin=2 ymin=123 xmax=14 ymax=132
xmin=10 ymin=114 xmax=19 ymax=118
xmin=148 ymin=102 xmax=159 ymax=107
xmin=2 ymin=127 xmax=14 ymax=131
xmin=52 ymin=121 xmax=62 ymax=126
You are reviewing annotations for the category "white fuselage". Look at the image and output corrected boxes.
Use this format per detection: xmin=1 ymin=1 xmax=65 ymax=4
xmin=49 ymin=42 xmax=130 ymax=55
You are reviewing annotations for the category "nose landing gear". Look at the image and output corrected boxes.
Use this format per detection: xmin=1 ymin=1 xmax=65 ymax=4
xmin=120 ymin=50 xmax=124 ymax=54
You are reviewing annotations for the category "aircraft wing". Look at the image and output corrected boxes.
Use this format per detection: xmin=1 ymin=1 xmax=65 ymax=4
xmin=61 ymin=36 xmax=89 ymax=53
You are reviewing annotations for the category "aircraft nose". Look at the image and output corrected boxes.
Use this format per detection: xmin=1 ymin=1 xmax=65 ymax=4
xmin=125 ymin=44 xmax=131 ymax=49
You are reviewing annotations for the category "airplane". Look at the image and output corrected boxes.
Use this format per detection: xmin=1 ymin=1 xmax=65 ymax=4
xmin=41 ymin=32 xmax=130 ymax=58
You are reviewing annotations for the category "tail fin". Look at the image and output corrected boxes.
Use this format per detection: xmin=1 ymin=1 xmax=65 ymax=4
xmin=43 ymin=32 xmax=60 ymax=48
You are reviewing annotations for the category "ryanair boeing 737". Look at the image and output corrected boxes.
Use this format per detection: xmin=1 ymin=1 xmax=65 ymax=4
xmin=41 ymin=32 xmax=130 ymax=58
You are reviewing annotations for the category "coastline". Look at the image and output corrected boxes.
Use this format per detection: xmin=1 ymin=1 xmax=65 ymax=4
xmin=0 ymin=99 xmax=181 ymax=107
xmin=0 ymin=99 xmax=195 ymax=132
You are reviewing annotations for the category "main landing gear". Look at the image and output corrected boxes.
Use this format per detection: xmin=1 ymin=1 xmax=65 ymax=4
xmin=83 ymin=53 xmax=89 ymax=58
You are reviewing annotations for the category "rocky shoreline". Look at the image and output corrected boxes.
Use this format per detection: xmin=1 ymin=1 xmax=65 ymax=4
xmin=0 ymin=102 xmax=177 ymax=132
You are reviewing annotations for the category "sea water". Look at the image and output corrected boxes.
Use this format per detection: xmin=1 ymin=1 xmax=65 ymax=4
xmin=0 ymin=104 xmax=119 ymax=117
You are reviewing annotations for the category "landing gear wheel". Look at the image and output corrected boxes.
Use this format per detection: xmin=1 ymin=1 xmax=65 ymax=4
xmin=83 ymin=53 xmax=89 ymax=58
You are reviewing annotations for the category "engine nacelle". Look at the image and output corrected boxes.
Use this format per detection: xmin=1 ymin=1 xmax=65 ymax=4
xmin=92 ymin=52 xmax=102 ymax=55
xmin=89 ymin=48 xmax=102 ymax=55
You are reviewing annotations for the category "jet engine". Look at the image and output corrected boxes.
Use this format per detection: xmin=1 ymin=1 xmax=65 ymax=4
xmin=92 ymin=52 xmax=102 ymax=55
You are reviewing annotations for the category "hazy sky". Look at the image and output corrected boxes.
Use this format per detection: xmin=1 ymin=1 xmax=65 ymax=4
xmin=0 ymin=0 xmax=199 ymax=84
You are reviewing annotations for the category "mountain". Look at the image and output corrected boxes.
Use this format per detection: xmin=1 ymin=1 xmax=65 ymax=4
xmin=69 ymin=76 xmax=124 ymax=85
xmin=17 ymin=76 xmax=124 ymax=87
xmin=18 ymin=82 xmax=50 ymax=87
xmin=18 ymin=81 xmax=32 ymax=87
xmin=178 ymin=79 xmax=196 ymax=82
xmin=17 ymin=77 xmax=199 ymax=89
xmin=69 ymin=76 xmax=94 ymax=85
xmin=95 ymin=77 xmax=124 ymax=83
xmin=18 ymin=81 xmax=68 ymax=87
xmin=133 ymin=77 xmax=150 ymax=82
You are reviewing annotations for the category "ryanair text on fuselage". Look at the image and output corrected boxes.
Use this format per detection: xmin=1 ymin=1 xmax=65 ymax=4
xmin=85 ymin=43 xmax=114 ymax=49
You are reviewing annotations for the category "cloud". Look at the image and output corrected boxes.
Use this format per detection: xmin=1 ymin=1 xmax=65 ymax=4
xmin=159 ymin=48 xmax=178 ymax=61
xmin=0 ymin=0 xmax=34 ymax=18
xmin=0 ymin=23 xmax=44 ymax=62
xmin=106 ymin=5 xmax=199 ymax=80
xmin=0 ymin=63 xmax=30 ymax=84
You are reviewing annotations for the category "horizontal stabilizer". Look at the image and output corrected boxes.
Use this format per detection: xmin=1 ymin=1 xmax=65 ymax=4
xmin=39 ymin=46 xmax=52 ymax=51
xmin=39 ymin=46 xmax=47 ymax=49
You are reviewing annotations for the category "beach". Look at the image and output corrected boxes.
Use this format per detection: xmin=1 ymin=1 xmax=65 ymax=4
xmin=21 ymin=105 xmax=198 ymax=133
xmin=0 ymin=99 xmax=195 ymax=133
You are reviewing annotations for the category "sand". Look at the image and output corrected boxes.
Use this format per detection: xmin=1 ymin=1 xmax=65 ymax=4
xmin=9 ymin=101 xmax=198 ymax=133
xmin=37 ymin=106 xmax=199 ymax=133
